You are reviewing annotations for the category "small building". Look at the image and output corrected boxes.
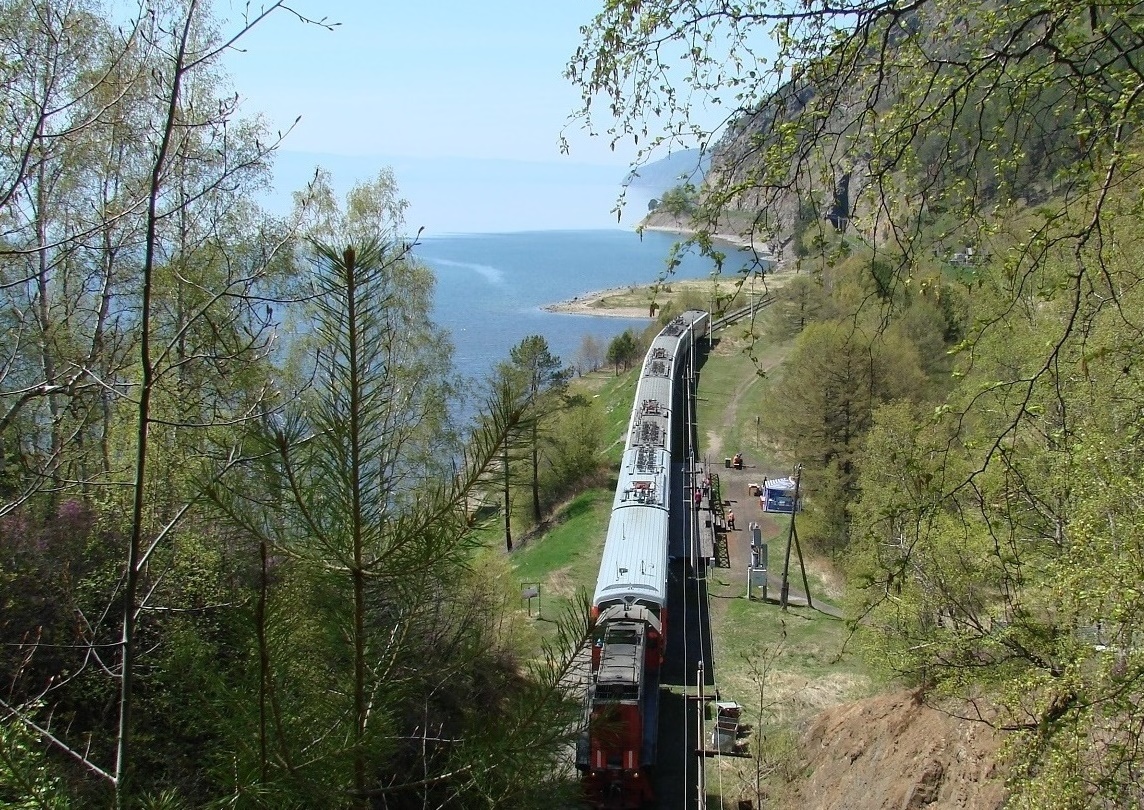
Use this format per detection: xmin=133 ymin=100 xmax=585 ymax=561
xmin=761 ymin=477 xmax=799 ymax=513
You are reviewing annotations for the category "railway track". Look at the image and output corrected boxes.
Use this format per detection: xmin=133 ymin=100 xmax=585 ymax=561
xmin=577 ymin=300 xmax=773 ymax=807
xmin=710 ymin=295 xmax=774 ymax=333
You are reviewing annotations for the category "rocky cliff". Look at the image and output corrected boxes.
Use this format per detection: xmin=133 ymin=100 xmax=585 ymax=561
xmin=689 ymin=2 xmax=1080 ymax=254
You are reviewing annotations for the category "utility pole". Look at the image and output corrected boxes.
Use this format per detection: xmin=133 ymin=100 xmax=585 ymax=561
xmin=709 ymin=273 xmax=715 ymax=323
xmin=779 ymin=465 xmax=803 ymax=611
xmin=689 ymin=463 xmax=699 ymax=578
xmin=697 ymin=659 xmax=706 ymax=809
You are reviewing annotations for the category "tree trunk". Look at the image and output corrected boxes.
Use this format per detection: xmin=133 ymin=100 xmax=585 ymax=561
xmin=503 ymin=438 xmax=512 ymax=552
xmin=117 ymin=9 xmax=196 ymax=807
xmin=344 ymin=247 xmax=369 ymax=805
xmin=257 ymin=536 xmax=269 ymax=781
xmin=530 ymin=419 xmax=541 ymax=523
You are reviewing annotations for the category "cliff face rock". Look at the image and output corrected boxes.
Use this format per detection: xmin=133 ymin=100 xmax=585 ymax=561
xmin=695 ymin=2 xmax=1079 ymax=252
xmin=783 ymin=690 xmax=1007 ymax=810
xmin=701 ymin=71 xmax=876 ymax=249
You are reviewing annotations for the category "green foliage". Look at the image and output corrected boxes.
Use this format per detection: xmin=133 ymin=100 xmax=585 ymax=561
xmin=199 ymin=234 xmax=590 ymax=806
xmin=763 ymin=318 xmax=926 ymax=551
xmin=0 ymin=6 xmax=306 ymax=805
xmin=841 ymin=181 xmax=1144 ymax=802
xmin=605 ymin=329 xmax=640 ymax=374
xmin=510 ymin=335 xmax=573 ymax=524
xmin=294 ymin=166 xmax=410 ymax=247
xmin=664 ymin=287 xmax=715 ymax=318
xmin=576 ymin=4 xmax=1144 ymax=784
xmin=0 ymin=4 xmax=601 ymax=808
xmin=489 ymin=358 xmax=533 ymax=550
xmin=0 ymin=713 xmax=70 ymax=810
xmin=766 ymin=274 xmax=830 ymax=339
xmin=540 ymin=394 xmax=606 ymax=498
xmin=656 ymin=183 xmax=698 ymax=216
xmin=254 ymin=238 xmax=477 ymax=798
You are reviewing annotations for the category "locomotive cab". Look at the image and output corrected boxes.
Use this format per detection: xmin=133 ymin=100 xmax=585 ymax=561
xmin=591 ymin=604 xmax=663 ymax=671
xmin=580 ymin=607 xmax=661 ymax=809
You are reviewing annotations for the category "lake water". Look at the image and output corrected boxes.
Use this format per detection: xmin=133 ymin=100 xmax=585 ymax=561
xmin=416 ymin=228 xmax=740 ymax=382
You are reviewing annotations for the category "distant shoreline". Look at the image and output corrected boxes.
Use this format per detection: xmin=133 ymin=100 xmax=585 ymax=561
xmin=540 ymin=224 xmax=785 ymax=317
xmin=639 ymin=224 xmax=758 ymax=251
xmin=541 ymin=287 xmax=652 ymax=319
xmin=640 ymin=224 xmax=788 ymax=267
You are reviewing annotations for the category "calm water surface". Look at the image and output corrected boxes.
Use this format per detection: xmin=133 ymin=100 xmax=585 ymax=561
xmin=417 ymin=228 xmax=744 ymax=382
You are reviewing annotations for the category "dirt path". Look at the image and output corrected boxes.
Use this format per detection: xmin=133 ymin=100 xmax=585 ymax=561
xmin=701 ymin=334 xmax=788 ymax=538
xmin=704 ymin=368 xmax=759 ymax=464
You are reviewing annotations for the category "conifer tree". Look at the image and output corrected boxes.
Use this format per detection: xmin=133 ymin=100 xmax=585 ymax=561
xmin=510 ymin=335 xmax=571 ymax=524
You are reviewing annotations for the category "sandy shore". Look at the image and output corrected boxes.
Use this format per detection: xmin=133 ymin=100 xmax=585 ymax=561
xmin=640 ymin=223 xmax=786 ymax=266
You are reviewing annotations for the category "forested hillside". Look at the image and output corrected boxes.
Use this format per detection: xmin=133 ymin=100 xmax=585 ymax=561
xmin=572 ymin=1 xmax=1144 ymax=807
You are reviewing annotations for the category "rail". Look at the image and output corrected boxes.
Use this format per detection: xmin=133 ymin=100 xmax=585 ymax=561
xmin=710 ymin=295 xmax=774 ymax=332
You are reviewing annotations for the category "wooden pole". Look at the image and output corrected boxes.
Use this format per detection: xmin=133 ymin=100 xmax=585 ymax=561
xmin=779 ymin=465 xmax=802 ymax=611
xmin=697 ymin=659 xmax=706 ymax=806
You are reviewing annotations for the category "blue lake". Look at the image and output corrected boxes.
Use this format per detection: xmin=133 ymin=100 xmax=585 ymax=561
xmin=417 ymin=228 xmax=751 ymax=382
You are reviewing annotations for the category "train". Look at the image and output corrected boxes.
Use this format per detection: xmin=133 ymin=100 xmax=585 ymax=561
xmin=577 ymin=310 xmax=710 ymax=809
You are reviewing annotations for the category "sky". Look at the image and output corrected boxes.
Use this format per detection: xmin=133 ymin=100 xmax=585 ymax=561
xmin=221 ymin=1 xmax=678 ymax=233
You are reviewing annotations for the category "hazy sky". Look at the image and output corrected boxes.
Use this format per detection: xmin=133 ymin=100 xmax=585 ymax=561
xmin=222 ymin=1 xmax=664 ymax=232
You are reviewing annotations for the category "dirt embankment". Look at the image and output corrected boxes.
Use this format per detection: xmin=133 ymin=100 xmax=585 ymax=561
xmin=782 ymin=690 xmax=1007 ymax=810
